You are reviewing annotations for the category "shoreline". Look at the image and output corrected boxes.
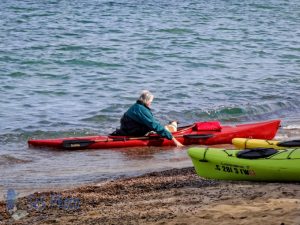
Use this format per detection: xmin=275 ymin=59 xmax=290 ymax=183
xmin=1 ymin=167 xmax=300 ymax=225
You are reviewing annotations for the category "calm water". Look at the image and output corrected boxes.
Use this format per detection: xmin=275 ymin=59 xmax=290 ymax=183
xmin=1 ymin=0 xmax=300 ymax=198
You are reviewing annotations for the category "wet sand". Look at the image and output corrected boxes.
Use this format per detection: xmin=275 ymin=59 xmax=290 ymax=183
xmin=1 ymin=167 xmax=300 ymax=225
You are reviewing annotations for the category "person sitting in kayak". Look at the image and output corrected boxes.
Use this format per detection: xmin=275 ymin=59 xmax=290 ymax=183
xmin=111 ymin=90 xmax=184 ymax=147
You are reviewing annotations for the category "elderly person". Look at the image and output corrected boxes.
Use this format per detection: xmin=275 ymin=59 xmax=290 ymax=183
xmin=111 ymin=90 xmax=184 ymax=147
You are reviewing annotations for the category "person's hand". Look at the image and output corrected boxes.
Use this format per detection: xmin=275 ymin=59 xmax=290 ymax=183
xmin=172 ymin=137 xmax=184 ymax=147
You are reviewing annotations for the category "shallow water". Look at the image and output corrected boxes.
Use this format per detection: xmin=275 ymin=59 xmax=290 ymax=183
xmin=0 ymin=0 xmax=300 ymax=198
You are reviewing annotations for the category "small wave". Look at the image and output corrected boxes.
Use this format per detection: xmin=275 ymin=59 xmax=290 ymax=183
xmin=56 ymin=59 xmax=123 ymax=68
xmin=100 ymin=105 xmax=124 ymax=114
xmin=56 ymin=45 xmax=87 ymax=51
xmin=81 ymin=114 xmax=113 ymax=123
xmin=280 ymin=53 xmax=300 ymax=60
xmin=157 ymin=28 xmax=195 ymax=34
xmin=32 ymin=90 xmax=67 ymax=96
xmin=248 ymin=3 xmax=279 ymax=10
xmin=181 ymin=101 xmax=300 ymax=123
xmin=28 ymin=129 xmax=100 ymax=139
xmin=8 ymin=71 xmax=27 ymax=77
xmin=21 ymin=59 xmax=49 ymax=65
xmin=0 ymin=132 xmax=30 ymax=144
xmin=284 ymin=125 xmax=300 ymax=130
xmin=0 ymin=155 xmax=31 ymax=166
xmin=36 ymin=72 xmax=70 ymax=80
xmin=0 ymin=129 xmax=98 ymax=146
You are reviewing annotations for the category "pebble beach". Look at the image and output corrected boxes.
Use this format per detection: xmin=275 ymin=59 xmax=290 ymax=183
xmin=1 ymin=167 xmax=300 ymax=225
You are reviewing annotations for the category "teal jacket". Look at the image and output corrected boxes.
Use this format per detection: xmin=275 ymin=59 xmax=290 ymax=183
xmin=114 ymin=101 xmax=173 ymax=140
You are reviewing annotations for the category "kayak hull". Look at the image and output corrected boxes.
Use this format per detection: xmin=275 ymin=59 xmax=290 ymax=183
xmin=28 ymin=120 xmax=280 ymax=150
xmin=232 ymin=138 xmax=284 ymax=150
xmin=233 ymin=138 xmax=300 ymax=150
xmin=188 ymin=147 xmax=300 ymax=182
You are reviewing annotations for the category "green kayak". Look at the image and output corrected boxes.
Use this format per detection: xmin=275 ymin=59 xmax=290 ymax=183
xmin=188 ymin=147 xmax=300 ymax=182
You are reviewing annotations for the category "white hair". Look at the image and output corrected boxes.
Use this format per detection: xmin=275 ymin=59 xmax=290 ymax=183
xmin=138 ymin=90 xmax=154 ymax=104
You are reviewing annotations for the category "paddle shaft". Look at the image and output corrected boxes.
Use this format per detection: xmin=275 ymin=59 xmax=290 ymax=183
xmin=62 ymin=134 xmax=213 ymax=149
xmin=94 ymin=134 xmax=212 ymax=142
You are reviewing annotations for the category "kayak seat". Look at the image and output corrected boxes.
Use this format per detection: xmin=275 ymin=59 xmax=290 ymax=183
xmin=277 ymin=140 xmax=300 ymax=147
xmin=237 ymin=148 xmax=278 ymax=159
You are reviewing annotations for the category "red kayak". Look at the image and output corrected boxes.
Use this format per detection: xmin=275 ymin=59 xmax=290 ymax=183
xmin=28 ymin=120 xmax=280 ymax=150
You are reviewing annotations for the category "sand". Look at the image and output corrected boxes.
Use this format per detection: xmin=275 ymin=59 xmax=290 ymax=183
xmin=1 ymin=167 xmax=300 ymax=225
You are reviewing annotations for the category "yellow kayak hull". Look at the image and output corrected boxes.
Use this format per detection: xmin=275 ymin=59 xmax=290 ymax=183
xmin=232 ymin=138 xmax=285 ymax=150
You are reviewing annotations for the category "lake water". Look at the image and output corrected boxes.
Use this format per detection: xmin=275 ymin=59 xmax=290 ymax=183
xmin=0 ymin=0 xmax=300 ymax=199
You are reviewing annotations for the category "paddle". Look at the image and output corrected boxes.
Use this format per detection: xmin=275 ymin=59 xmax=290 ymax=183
xmin=277 ymin=139 xmax=300 ymax=147
xmin=62 ymin=134 xmax=213 ymax=149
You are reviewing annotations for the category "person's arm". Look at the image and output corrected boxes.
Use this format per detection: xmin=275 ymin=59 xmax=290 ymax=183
xmin=132 ymin=105 xmax=183 ymax=146
xmin=172 ymin=136 xmax=184 ymax=147
xmin=134 ymin=106 xmax=173 ymax=139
